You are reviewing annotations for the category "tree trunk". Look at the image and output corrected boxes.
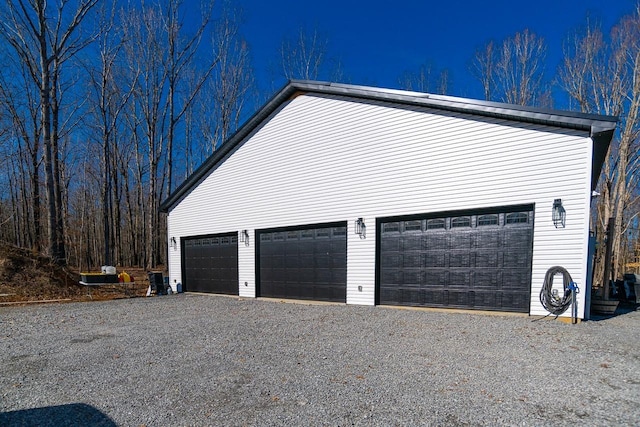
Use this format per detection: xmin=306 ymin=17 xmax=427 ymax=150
xmin=50 ymin=61 xmax=66 ymax=264
xmin=38 ymin=12 xmax=58 ymax=263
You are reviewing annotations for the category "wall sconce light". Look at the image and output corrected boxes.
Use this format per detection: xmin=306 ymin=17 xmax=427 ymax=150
xmin=240 ymin=229 xmax=249 ymax=245
xmin=355 ymin=218 xmax=366 ymax=239
xmin=170 ymin=236 xmax=177 ymax=250
xmin=552 ymin=199 xmax=566 ymax=228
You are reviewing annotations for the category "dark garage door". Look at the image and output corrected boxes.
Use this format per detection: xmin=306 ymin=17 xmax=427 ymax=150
xmin=182 ymin=233 xmax=238 ymax=294
xmin=258 ymin=223 xmax=347 ymax=302
xmin=378 ymin=207 xmax=533 ymax=312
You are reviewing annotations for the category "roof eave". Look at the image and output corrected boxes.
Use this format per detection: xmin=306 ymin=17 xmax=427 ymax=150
xmin=590 ymin=127 xmax=616 ymax=191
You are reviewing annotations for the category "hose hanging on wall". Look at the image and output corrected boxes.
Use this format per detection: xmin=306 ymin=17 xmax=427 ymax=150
xmin=539 ymin=266 xmax=578 ymax=317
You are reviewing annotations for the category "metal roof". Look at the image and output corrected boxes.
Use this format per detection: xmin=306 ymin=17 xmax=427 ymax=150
xmin=160 ymin=80 xmax=618 ymax=213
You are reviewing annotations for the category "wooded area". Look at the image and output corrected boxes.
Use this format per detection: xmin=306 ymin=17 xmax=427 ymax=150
xmin=0 ymin=0 xmax=638 ymax=292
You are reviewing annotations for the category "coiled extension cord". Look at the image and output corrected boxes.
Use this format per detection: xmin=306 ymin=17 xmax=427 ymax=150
xmin=539 ymin=266 xmax=575 ymax=316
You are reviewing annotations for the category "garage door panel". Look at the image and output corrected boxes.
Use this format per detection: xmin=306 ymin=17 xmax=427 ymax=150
xmin=449 ymin=252 xmax=471 ymax=267
xmin=403 ymin=236 xmax=422 ymax=251
xmin=450 ymin=233 xmax=472 ymax=249
xmin=381 ymin=238 xmax=400 ymax=252
xmin=330 ymin=270 xmax=345 ymax=283
xmin=424 ymin=234 xmax=447 ymax=250
xmin=330 ymin=238 xmax=344 ymax=249
xmin=298 ymin=242 xmax=314 ymax=255
xmin=331 ymin=254 xmax=347 ymax=269
xmin=503 ymin=270 xmax=530 ymax=290
xmin=316 ymin=241 xmax=332 ymax=252
xmin=504 ymin=251 xmax=530 ymax=267
xmin=449 ymin=271 xmax=472 ymax=287
xmin=286 ymin=268 xmax=299 ymax=282
xmin=475 ymin=271 xmax=500 ymax=289
xmin=504 ymin=229 xmax=532 ymax=247
xmin=500 ymin=292 xmax=530 ymax=310
xmin=423 ymin=253 xmax=446 ymax=268
xmin=403 ymin=270 xmax=421 ymax=285
xmin=315 ymin=256 xmax=331 ymax=268
xmin=270 ymin=256 xmax=285 ymax=268
xmin=403 ymin=254 xmax=421 ymax=267
xmin=301 ymin=268 xmax=315 ymax=282
xmin=380 ymin=208 xmax=533 ymax=313
xmin=477 ymin=231 xmax=500 ymax=248
xmin=261 ymin=268 xmax=273 ymax=281
xmin=316 ymin=268 xmax=333 ymax=282
xmin=476 ymin=251 xmax=500 ymax=268
xmin=183 ymin=234 xmax=238 ymax=295
xmin=259 ymin=223 xmax=347 ymax=302
xmin=382 ymin=270 xmax=401 ymax=284
xmin=449 ymin=290 xmax=472 ymax=306
xmin=382 ymin=254 xmax=401 ymax=268
xmin=424 ymin=289 xmax=446 ymax=305
xmin=295 ymin=284 xmax=311 ymax=299
xmin=285 ymin=256 xmax=299 ymax=268
xmin=298 ymin=255 xmax=314 ymax=268
xmin=380 ymin=287 xmax=398 ymax=304
xmin=474 ymin=291 xmax=498 ymax=308
xmin=270 ymin=283 xmax=285 ymax=297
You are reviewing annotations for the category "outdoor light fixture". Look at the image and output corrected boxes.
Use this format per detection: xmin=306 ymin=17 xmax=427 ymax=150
xmin=240 ymin=229 xmax=249 ymax=245
xmin=355 ymin=218 xmax=366 ymax=239
xmin=170 ymin=237 xmax=177 ymax=250
xmin=552 ymin=199 xmax=566 ymax=228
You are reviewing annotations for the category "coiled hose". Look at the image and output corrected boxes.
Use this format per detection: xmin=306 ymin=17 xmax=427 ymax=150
xmin=539 ymin=266 xmax=574 ymax=316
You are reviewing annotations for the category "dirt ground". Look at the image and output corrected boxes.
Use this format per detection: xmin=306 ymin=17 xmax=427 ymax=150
xmin=0 ymin=244 xmax=158 ymax=304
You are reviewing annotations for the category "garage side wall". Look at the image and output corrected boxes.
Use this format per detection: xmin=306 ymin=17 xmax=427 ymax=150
xmin=167 ymin=94 xmax=592 ymax=317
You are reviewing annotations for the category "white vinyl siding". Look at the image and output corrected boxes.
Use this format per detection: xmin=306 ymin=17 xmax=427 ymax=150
xmin=238 ymin=230 xmax=255 ymax=298
xmin=168 ymin=94 xmax=592 ymax=317
xmin=347 ymin=220 xmax=375 ymax=305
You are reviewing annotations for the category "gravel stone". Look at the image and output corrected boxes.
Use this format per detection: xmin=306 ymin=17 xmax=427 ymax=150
xmin=1 ymin=295 xmax=639 ymax=426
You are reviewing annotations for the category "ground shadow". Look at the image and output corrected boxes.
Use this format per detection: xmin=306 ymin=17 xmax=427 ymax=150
xmin=590 ymin=301 xmax=640 ymax=321
xmin=0 ymin=403 xmax=117 ymax=427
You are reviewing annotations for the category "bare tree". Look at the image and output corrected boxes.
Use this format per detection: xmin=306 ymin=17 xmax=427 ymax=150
xmin=84 ymin=1 xmax=136 ymax=267
xmin=609 ymin=10 xmax=640 ymax=286
xmin=164 ymin=0 xmax=217 ymax=198
xmin=472 ymin=40 xmax=497 ymax=101
xmin=121 ymin=2 xmax=168 ymax=269
xmin=121 ymin=0 xmax=231 ymax=269
xmin=280 ymin=26 xmax=329 ymax=81
xmin=1 ymin=0 xmax=99 ymax=264
xmin=199 ymin=7 xmax=254 ymax=154
xmin=0 ymin=57 xmax=43 ymax=251
xmin=559 ymin=8 xmax=640 ymax=294
xmin=497 ymin=29 xmax=548 ymax=105
xmin=472 ymin=29 xmax=549 ymax=107
xmin=399 ymin=62 xmax=451 ymax=94
xmin=0 ymin=0 xmax=256 ymax=270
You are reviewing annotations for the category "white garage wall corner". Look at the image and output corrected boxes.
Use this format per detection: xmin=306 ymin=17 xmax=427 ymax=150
xmin=528 ymin=136 xmax=592 ymax=318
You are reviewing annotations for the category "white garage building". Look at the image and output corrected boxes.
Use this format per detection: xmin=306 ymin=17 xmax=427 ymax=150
xmin=160 ymin=81 xmax=617 ymax=319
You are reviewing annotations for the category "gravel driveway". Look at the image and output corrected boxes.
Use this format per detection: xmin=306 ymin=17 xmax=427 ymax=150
xmin=1 ymin=294 xmax=639 ymax=426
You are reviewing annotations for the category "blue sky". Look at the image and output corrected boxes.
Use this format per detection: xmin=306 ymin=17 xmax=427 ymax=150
xmin=240 ymin=0 xmax=636 ymax=105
